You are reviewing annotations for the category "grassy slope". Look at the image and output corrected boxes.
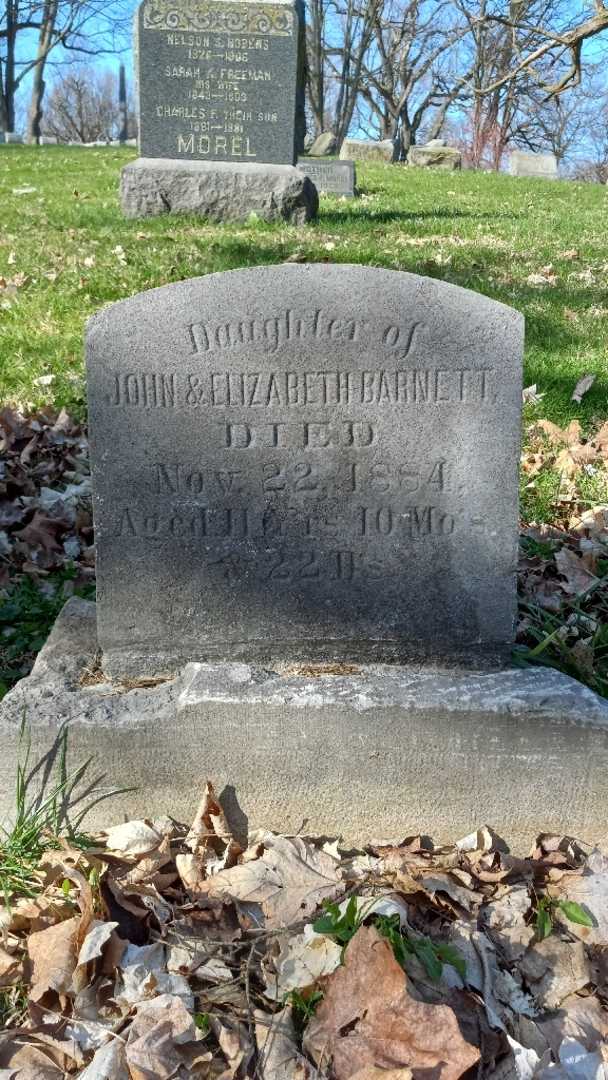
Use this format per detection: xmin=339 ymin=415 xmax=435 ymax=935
xmin=1 ymin=147 xmax=607 ymax=493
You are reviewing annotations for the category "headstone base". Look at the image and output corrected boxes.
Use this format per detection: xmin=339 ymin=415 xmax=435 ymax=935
xmin=2 ymin=598 xmax=608 ymax=848
xmin=120 ymin=158 xmax=318 ymax=223
xmin=408 ymin=146 xmax=462 ymax=170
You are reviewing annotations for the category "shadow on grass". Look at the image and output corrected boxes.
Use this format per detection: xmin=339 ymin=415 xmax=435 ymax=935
xmin=319 ymin=207 xmax=517 ymax=226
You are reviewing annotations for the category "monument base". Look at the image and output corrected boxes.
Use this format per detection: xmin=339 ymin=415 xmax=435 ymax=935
xmin=2 ymin=598 xmax=608 ymax=848
xmin=120 ymin=158 xmax=318 ymax=223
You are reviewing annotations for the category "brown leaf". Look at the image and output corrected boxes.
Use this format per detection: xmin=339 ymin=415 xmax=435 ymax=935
xmin=27 ymin=916 xmax=81 ymax=1002
xmin=15 ymin=510 xmax=64 ymax=553
xmin=255 ymin=1006 xmax=313 ymax=1079
xmin=126 ymin=993 xmax=205 ymax=1079
xmin=304 ymin=926 xmax=479 ymax=1080
xmin=176 ymin=780 xmax=243 ymax=893
xmin=537 ymin=419 xmax=582 ymax=448
xmin=210 ymin=1014 xmax=254 ymax=1076
xmin=200 ymin=833 xmax=343 ymax=929
xmin=571 ymin=374 xmax=596 ymax=403
xmin=554 ymin=547 xmax=598 ymax=595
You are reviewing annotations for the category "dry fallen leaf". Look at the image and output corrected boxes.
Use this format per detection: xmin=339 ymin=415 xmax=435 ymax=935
xmin=125 ymin=993 xmax=206 ymax=1079
xmin=554 ymin=547 xmax=598 ymax=595
xmin=104 ymin=820 xmax=163 ymax=858
xmin=263 ymin=923 xmax=342 ymax=1000
xmin=27 ymin=916 xmax=81 ymax=1002
xmin=200 ymin=832 xmax=343 ymax=929
xmin=571 ymin=374 xmax=596 ymax=403
xmin=304 ymin=926 xmax=479 ymax=1079
xmin=255 ymin=1006 xmax=312 ymax=1079
xmin=176 ymin=780 xmax=242 ymax=893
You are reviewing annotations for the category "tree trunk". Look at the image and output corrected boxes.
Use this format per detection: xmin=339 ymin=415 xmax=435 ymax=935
xmin=26 ymin=0 xmax=59 ymax=143
xmin=305 ymin=0 xmax=325 ymax=134
xmin=3 ymin=0 xmax=18 ymax=131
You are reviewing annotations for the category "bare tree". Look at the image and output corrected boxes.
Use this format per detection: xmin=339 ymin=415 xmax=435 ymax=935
xmin=354 ymin=0 xmax=469 ymax=159
xmin=467 ymin=0 xmax=608 ymax=97
xmin=0 ymin=1 xmax=131 ymax=139
xmin=305 ymin=0 xmax=379 ymax=141
xmin=42 ymin=64 xmax=135 ymax=143
xmin=451 ymin=0 xmax=577 ymax=168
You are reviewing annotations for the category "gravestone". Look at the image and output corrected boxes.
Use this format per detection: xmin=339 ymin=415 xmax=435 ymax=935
xmin=7 ymin=264 xmax=608 ymax=845
xmin=408 ymin=144 xmax=461 ymax=170
xmin=308 ymin=131 xmax=337 ymax=157
xmin=122 ymin=0 xmax=316 ymax=221
xmin=87 ymin=264 xmax=524 ymax=679
xmin=297 ymin=158 xmax=356 ymax=197
xmin=136 ymin=0 xmax=303 ymax=164
xmin=339 ymin=138 xmax=393 ymax=163
xmin=510 ymin=150 xmax=558 ymax=180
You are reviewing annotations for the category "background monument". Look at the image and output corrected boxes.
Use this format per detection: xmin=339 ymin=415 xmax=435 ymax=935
xmin=121 ymin=0 xmax=317 ymax=221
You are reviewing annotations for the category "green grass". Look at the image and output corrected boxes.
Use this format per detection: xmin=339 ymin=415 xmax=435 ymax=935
xmin=0 ymin=147 xmax=607 ymax=699
xmin=0 ymin=571 xmax=95 ymax=697
xmin=1 ymin=145 xmax=607 ymax=428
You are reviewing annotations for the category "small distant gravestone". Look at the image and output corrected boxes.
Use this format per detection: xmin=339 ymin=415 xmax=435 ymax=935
xmin=297 ymin=158 xmax=356 ymax=197
xmin=408 ymin=144 xmax=461 ymax=171
xmin=510 ymin=150 xmax=558 ymax=180
xmin=122 ymin=0 xmax=316 ymax=221
xmin=339 ymin=138 xmax=393 ymax=163
xmin=39 ymin=136 xmax=58 ymax=145
xmin=4 ymin=133 xmax=23 ymax=144
xmin=308 ymin=131 xmax=337 ymax=157
xmin=87 ymin=264 xmax=523 ymax=679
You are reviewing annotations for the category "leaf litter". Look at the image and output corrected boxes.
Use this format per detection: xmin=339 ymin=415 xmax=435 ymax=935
xmin=1 ymin=782 xmax=607 ymax=1077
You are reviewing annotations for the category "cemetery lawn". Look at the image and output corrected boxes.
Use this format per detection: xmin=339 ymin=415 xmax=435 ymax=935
xmin=2 ymin=146 xmax=607 ymax=431
xmin=0 ymin=146 xmax=607 ymax=699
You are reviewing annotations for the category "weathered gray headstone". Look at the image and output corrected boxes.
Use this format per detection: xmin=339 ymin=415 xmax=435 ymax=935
xmin=87 ymin=265 xmax=524 ymax=679
xmin=408 ymin=145 xmax=461 ymax=170
xmin=510 ymin=150 xmax=558 ymax=180
xmin=297 ymin=157 xmax=355 ymax=197
xmin=4 ymin=133 xmax=23 ymax=144
xmin=136 ymin=0 xmax=303 ymax=165
xmin=308 ymin=131 xmax=336 ymax=157
xmin=39 ymin=136 xmax=58 ymax=145
xmin=122 ymin=0 xmax=314 ymax=221
xmin=339 ymin=138 xmax=393 ymax=163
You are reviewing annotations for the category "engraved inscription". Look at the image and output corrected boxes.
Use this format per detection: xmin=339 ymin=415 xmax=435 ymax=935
xmin=138 ymin=0 xmax=299 ymax=164
xmin=88 ymin=265 xmax=523 ymax=668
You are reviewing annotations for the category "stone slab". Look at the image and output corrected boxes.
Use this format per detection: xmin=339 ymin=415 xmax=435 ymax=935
xmin=308 ymin=131 xmax=337 ymax=157
xmin=120 ymin=157 xmax=318 ymax=221
xmin=135 ymin=0 xmax=304 ymax=165
xmin=87 ymin=264 xmax=524 ymax=678
xmin=2 ymin=133 xmax=23 ymax=144
xmin=510 ymin=150 xmax=558 ymax=180
xmin=339 ymin=138 xmax=393 ymax=163
xmin=2 ymin=599 xmax=608 ymax=849
xmin=297 ymin=157 xmax=356 ymax=196
xmin=408 ymin=146 xmax=462 ymax=170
